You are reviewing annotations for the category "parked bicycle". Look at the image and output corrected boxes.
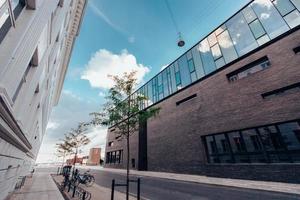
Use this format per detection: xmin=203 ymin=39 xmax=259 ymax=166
xmin=72 ymin=169 xmax=95 ymax=187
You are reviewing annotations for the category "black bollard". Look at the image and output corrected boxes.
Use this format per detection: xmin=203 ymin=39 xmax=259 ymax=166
xmin=111 ymin=179 xmax=115 ymax=200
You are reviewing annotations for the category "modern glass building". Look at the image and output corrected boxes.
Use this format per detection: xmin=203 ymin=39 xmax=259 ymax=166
xmin=130 ymin=0 xmax=300 ymax=109
xmin=105 ymin=0 xmax=300 ymax=183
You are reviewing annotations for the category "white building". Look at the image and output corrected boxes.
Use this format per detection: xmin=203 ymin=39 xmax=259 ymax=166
xmin=0 ymin=0 xmax=86 ymax=199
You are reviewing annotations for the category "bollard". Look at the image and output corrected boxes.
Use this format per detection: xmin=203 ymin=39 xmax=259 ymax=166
xmin=111 ymin=179 xmax=115 ymax=200
xmin=137 ymin=178 xmax=140 ymax=200
xmin=72 ymin=185 xmax=76 ymax=197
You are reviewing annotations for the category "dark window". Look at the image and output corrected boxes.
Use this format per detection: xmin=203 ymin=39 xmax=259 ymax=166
xmin=202 ymin=120 xmax=300 ymax=164
xmin=106 ymin=150 xmax=123 ymax=164
xmin=227 ymin=56 xmax=270 ymax=82
xmin=293 ymin=46 xmax=300 ymax=54
xmin=261 ymin=82 xmax=300 ymax=99
xmin=176 ymin=94 xmax=197 ymax=106
xmin=131 ymin=159 xmax=135 ymax=168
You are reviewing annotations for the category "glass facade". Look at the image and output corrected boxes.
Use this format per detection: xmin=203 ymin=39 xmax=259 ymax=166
xmin=131 ymin=0 xmax=300 ymax=109
xmin=203 ymin=120 xmax=300 ymax=164
xmin=106 ymin=150 xmax=123 ymax=164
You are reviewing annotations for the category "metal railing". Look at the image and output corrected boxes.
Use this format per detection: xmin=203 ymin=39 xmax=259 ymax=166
xmin=111 ymin=178 xmax=140 ymax=200
xmin=61 ymin=178 xmax=91 ymax=200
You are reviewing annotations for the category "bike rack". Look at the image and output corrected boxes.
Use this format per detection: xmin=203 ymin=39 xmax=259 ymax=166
xmin=111 ymin=178 xmax=140 ymax=200
xmin=62 ymin=179 xmax=92 ymax=200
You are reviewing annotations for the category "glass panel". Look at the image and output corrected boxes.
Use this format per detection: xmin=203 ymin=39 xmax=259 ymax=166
xmin=208 ymin=32 xmax=217 ymax=46
xmin=258 ymin=126 xmax=284 ymax=151
xmin=215 ymin=134 xmax=232 ymax=163
xmin=278 ymin=122 xmax=300 ymax=151
xmin=226 ymin=12 xmax=258 ymax=56
xmin=291 ymin=0 xmax=300 ymax=10
xmin=242 ymin=6 xmax=257 ymax=23
xmin=166 ymin=67 xmax=173 ymax=94
xmin=273 ymin=0 xmax=295 ymax=16
xmin=249 ymin=19 xmax=266 ymax=39
xmin=284 ymin=9 xmax=300 ymax=28
xmin=215 ymin=57 xmax=225 ymax=68
xmin=217 ymin=30 xmax=238 ymax=63
xmin=206 ymin=136 xmax=219 ymax=163
xmin=178 ymin=55 xmax=191 ymax=87
xmin=257 ymin=34 xmax=270 ymax=45
xmin=191 ymin=45 xmax=205 ymax=78
xmin=190 ymin=71 xmax=197 ymax=82
xmin=242 ymin=129 xmax=266 ymax=162
xmin=0 ymin=7 xmax=9 ymax=29
xmin=215 ymin=24 xmax=227 ymax=35
xmin=188 ymin=59 xmax=195 ymax=72
xmin=162 ymin=69 xmax=169 ymax=97
xmin=211 ymin=44 xmax=222 ymax=60
xmin=175 ymin=72 xmax=181 ymax=86
xmin=147 ymin=81 xmax=153 ymax=105
xmin=170 ymin=64 xmax=177 ymax=92
xmin=251 ymin=0 xmax=289 ymax=39
xmin=199 ymin=39 xmax=216 ymax=74
xmin=228 ymin=132 xmax=246 ymax=153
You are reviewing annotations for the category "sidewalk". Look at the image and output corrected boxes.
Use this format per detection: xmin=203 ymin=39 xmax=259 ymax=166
xmin=9 ymin=172 xmax=64 ymax=200
xmin=78 ymin=165 xmax=300 ymax=195
xmin=52 ymin=175 xmax=137 ymax=200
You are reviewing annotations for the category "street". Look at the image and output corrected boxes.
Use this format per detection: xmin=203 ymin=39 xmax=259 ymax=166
xmin=85 ymin=168 xmax=300 ymax=200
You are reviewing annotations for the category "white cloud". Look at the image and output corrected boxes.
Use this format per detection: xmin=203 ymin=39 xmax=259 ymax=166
xmin=46 ymin=121 xmax=59 ymax=130
xmin=160 ymin=64 xmax=169 ymax=71
xmin=260 ymin=13 xmax=270 ymax=20
xmin=81 ymin=49 xmax=150 ymax=89
xmin=98 ymin=91 xmax=106 ymax=97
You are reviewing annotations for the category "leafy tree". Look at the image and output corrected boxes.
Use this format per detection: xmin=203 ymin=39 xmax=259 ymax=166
xmin=55 ymin=140 xmax=73 ymax=168
xmin=65 ymin=122 xmax=91 ymax=166
xmin=88 ymin=71 xmax=160 ymax=200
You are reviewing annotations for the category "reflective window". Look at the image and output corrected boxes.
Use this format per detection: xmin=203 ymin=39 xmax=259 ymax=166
xmin=208 ymin=32 xmax=218 ymax=46
xmin=215 ymin=57 xmax=225 ymax=68
xmin=170 ymin=64 xmax=177 ymax=92
xmin=199 ymin=39 xmax=216 ymax=74
xmin=191 ymin=45 xmax=205 ymax=78
xmin=211 ymin=44 xmax=222 ymax=60
xmin=278 ymin=122 xmax=300 ymax=151
xmin=242 ymin=6 xmax=258 ymax=23
xmin=215 ymin=24 xmax=227 ymax=35
xmin=226 ymin=12 xmax=258 ymax=56
xmin=284 ymin=10 xmax=300 ymax=28
xmin=257 ymin=34 xmax=270 ymax=45
xmin=273 ymin=0 xmax=295 ymax=16
xmin=249 ymin=19 xmax=266 ymax=39
xmin=251 ymin=0 xmax=289 ymax=39
xmin=178 ymin=55 xmax=191 ymax=87
xmin=217 ymin=30 xmax=238 ymax=63
xmin=291 ymin=0 xmax=300 ymax=10
xmin=162 ymin=69 xmax=170 ymax=98
xmin=147 ymin=81 xmax=153 ymax=106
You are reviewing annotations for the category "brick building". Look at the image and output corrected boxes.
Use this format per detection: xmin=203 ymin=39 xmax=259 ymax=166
xmin=105 ymin=0 xmax=300 ymax=183
xmin=88 ymin=148 xmax=101 ymax=165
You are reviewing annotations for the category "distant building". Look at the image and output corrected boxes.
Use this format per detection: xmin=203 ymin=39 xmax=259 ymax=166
xmin=0 ymin=0 xmax=86 ymax=199
xmin=105 ymin=0 xmax=300 ymax=183
xmin=88 ymin=148 xmax=101 ymax=165
xmin=66 ymin=156 xmax=83 ymax=165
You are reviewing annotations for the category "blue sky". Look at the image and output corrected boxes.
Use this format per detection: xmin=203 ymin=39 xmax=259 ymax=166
xmin=37 ymin=0 xmax=249 ymax=163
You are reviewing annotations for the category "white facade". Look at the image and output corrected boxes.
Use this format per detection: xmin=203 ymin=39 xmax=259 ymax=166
xmin=0 ymin=0 xmax=86 ymax=199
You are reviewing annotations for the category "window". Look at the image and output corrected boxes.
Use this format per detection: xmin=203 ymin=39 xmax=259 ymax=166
xmin=131 ymin=158 xmax=135 ymax=168
xmin=188 ymin=59 xmax=197 ymax=82
xmin=176 ymin=94 xmax=197 ymax=106
xmin=261 ymin=82 xmax=300 ymax=98
xmin=217 ymin=30 xmax=238 ymax=63
xmin=106 ymin=150 xmax=123 ymax=164
xmin=199 ymin=39 xmax=216 ymax=74
xmin=251 ymin=0 xmax=289 ymax=39
xmin=203 ymin=120 xmax=300 ymax=164
xmin=294 ymin=46 xmax=300 ymax=54
xmin=227 ymin=56 xmax=270 ymax=82
xmin=249 ymin=19 xmax=266 ymax=39
xmin=272 ymin=0 xmax=300 ymax=28
xmin=108 ymin=141 xmax=114 ymax=147
xmin=0 ymin=0 xmax=25 ymax=44
xmin=226 ymin=12 xmax=258 ymax=56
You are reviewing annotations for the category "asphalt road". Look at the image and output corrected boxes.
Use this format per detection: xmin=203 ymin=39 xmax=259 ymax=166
xmin=84 ymin=169 xmax=300 ymax=200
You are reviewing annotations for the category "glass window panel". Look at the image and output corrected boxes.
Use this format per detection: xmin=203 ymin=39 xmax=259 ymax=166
xmin=147 ymin=81 xmax=153 ymax=105
xmin=215 ymin=57 xmax=225 ymax=68
xmin=166 ymin=67 xmax=173 ymax=94
xmin=228 ymin=132 xmax=246 ymax=153
xmin=258 ymin=126 xmax=285 ymax=151
xmin=217 ymin=30 xmax=238 ymax=63
xmin=251 ymin=0 xmax=289 ymax=39
xmin=162 ymin=69 xmax=169 ymax=97
xmin=191 ymin=45 xmax=205 ymax=78
xmin=190 ymin=71 xmax=197 ymax=82
xmin=188 ymin=59 xmax=195 ymax=72
xmin=211 ymin=44 xmax=222 ymax=60
xmin=207 ymin=32 xmax=217 ymax=46
xmin=291 ymin=0 xmax=300 ymax=10
xmin=273 ymin=0 xmax=295 ymax=16
xmin=178 ymin=55 xmax=191 ymax=87
xmin=284 ymin=9 xmax=300 ymax=28
xmin=257 ymin=34 xmax=270 ymax=45
xmin=0 ymin=7 xmax=9 ymax=29
xmin=175 ymin=72 xmax=181 ymax=86
xmin=199 ymin=39 xmax=216 ymax=74
xmin=226 ymin=12 xmax=258 ymax=56
xmin=205 ymin=136 xmax=219 ymax=163
xmin=170 ymin=64 xmax=177 ymax=92
xmin=242 ymin=6 xmax=257 ymax=23
xmin=249 ymin=19 xmax=266 ymax=39
xmin=186 ymin=50 xmax=192 ymax=60
xmin=278 ymin=122 xmax=300 ymax=151
xmin=215 ymin=134 xmax=232 ymax=163
xmin=215 ymin=24 xmax=227 ymax=35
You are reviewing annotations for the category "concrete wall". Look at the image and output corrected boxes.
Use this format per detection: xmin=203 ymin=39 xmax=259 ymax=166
xmin=0 ymin=0 xmax=86 ymax=199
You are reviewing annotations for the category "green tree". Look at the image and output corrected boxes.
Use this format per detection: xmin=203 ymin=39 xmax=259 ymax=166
xmin=65 ymin=122 xmax=91 ymax=167
xmin=55 ymin=140 xmax=73 ymax=168
xmin=88 ymin=71 xmax=160 ymax=200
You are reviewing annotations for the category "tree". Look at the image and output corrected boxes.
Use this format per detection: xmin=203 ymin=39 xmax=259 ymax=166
xmin=65 ymin=122 xmax=91 ymax=167
xmin=88 ymin=71 xmax=160 ymax=200
xmin=55 ymin=140 xmax=73 ymax=168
